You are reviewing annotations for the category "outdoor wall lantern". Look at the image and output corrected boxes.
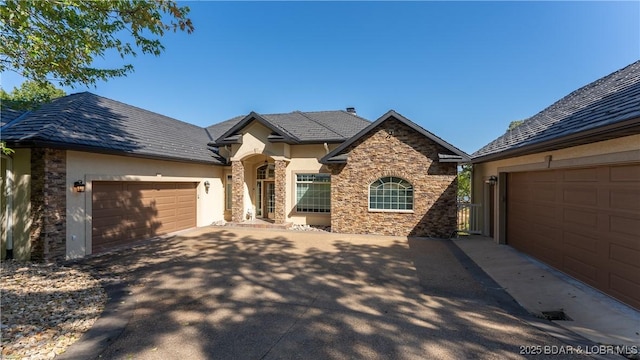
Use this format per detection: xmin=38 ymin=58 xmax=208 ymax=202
xmin=486 ymin=176 xmax=498 ymax=185
xmin=204 ymin=180 xmax=210 ymax=193
xmin=73 ymin=180 xmax=86 ymax=192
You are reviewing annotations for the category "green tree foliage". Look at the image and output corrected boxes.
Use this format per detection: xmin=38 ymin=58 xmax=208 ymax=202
xmin=457 ymin=164 xmax=471 ymax=202
xmin=508 ymin=119 xmax=524 ymax=130
xmin=1 ymin=80 xmax=66 ymax=110
xmin=0 ymin=0 xmax=194 ymax=87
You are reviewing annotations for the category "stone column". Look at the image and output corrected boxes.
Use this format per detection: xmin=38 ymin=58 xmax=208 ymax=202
xmin=274 ymin=160 xmax=287 ymax=224
xmin=231 ymin=160 xmax=245 ymax=223
xmin=30 ymin=148 xmax=66 ymax=262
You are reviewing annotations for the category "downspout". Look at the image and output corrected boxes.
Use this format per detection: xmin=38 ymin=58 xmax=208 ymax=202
xmin=323 ymin=143 xmax=330 ymax=154
xmin=2 ymin=154 xmax=14 ymax=259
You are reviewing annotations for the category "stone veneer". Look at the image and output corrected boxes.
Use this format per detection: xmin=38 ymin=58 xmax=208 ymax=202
xmin=329 ymin=117 xmax=457 ymax=238
xmin=30 ymin=148 xmax=67 ymax=261
xmin=231 ymin=160 xmax=245 ymax=223
xmin=274 ymin=160 xmax=287 ymax=224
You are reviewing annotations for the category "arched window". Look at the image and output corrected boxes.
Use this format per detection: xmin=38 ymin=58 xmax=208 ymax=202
xmin=369 ymin=177 xmax=413 ymax=211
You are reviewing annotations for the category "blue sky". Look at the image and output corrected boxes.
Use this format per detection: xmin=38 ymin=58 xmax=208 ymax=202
xmin=1 ymin=1 xmax=638 ymax=154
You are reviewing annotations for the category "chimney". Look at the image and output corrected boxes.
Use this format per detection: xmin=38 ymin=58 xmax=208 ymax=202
xmin=346 ymin=107 xmax=356 ymax=115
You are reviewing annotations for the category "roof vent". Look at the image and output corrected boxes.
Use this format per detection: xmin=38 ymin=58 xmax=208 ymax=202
xmin=346 ymin=107 xmax=356 ymax=115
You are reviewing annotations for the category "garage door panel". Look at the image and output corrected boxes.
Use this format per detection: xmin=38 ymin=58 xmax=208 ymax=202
xmin=609 ymin=275 xmax=640 ymax=307
xmin=93 ymin=181 xmax=196 ymax=252
xmin=563 ymin=231 xmax=598 ymax=253
xmin=563 ymin=207 xmax=598 ymax=228
xmin=508 ymin=165 xmax=640 ymax=310
xmin=563 ymin=167 xmax=598 ymax=182
xmin=563 ymin=187 xmax=598 ymax=206
xmin=609 ymin=215 xmax=640 ymax=237
xmin=609 ymin=164 xmax=640 ymax=182
xmin=563 ymin=255 xmax=598 ymax=283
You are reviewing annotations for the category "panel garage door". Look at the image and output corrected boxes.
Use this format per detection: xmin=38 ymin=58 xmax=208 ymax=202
xmin=92 ymin=181 xmax=197 ymax=252
xmin=507 ymin=163 xmax=640 ymax=309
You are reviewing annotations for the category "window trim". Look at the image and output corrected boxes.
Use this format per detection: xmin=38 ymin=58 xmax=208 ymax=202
xmin=225 ymin=174 xmax=233 ymax=211
xmin=368 ymin=176 xmax=414 ymax=213
xmin=294 ymin=172 xmax=331 ymax=214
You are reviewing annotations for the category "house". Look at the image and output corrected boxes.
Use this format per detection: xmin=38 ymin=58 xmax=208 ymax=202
xmin=471 ymin=61 xmax=640 ymax=310
xmin=1 ymin=92 xmax=469 ymax=262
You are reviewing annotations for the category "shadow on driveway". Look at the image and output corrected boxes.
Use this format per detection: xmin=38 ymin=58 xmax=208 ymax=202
xmin=68 ymin=228 xmax=587 ymax=360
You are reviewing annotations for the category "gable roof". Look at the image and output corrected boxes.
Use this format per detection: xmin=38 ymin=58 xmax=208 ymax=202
xmin=1 ymin=92 xmax=224 ymax=164
xmin=208 ymin=110 xmax=371 ymax=146
xmin=320 ymin=110 xmax=470 ymax=164
xmin=473 ymin=61 xmax=640 ymax=163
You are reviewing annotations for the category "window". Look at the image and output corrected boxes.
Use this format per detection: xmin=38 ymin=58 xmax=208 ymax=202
xmin=225 ymin=175 xmax=232 ymax=210
xmin=296 ymin=173 xmax=331 ymax=213
xmin=369 ymin=177 xmax=413 ymax=211
xmin=257 ymin=163 xmax=275 ymax=180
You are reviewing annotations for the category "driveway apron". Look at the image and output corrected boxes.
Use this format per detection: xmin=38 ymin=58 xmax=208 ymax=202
xmin=75 ymin=227 xmax=588 ymax=360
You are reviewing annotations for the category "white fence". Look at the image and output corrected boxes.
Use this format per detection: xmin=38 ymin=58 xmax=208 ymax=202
xmin=457 ymin=203 xmax=482 ymax=234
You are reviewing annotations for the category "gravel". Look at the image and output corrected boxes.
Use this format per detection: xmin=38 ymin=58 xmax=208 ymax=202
xmin=1 ymin=260 xmax=107 ymax=359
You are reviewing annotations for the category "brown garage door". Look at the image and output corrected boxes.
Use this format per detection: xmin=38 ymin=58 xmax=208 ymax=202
xmin=507 ymin=163 xmax=640 ymax=309
xmin=92 ymin=181 xmax=197 ymax=252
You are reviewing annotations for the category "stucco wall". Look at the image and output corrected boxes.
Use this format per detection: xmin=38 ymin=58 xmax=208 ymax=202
xmin=2 ymin=149 xmax=34 ymax=261
xmin=329 ymin=118 xmax=458 ymax=237
xmin=66 ymin=151 xmax=223 ymax=259
xmin=472 ymin=134 xmax=640 ymax=241
xmin=227 ymin=121 xmax=338 ymax=226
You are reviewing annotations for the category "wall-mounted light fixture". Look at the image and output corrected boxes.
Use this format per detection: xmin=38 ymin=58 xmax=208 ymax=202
xmin=204 ymin=180 xmax=210 ymax=193
xmin=73 ymin=180 xmax=86 ymax=192
xmin=486 ymin=176 xmax=498 ymax=185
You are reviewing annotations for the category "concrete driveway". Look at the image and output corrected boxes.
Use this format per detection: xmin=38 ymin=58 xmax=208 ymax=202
xmin=66 ymin=227 xmax=588 ymax=360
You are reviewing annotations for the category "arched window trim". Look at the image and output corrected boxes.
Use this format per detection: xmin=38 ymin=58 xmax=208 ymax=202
xmin=368 ymin=176 xmax=414 ymax=212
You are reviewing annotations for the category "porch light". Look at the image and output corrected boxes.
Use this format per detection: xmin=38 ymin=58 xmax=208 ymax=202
xmin=486 ymin=176 xmax=498 ymax=185
xmin=73 ymin=180 xmax=86 ymax=192
xmin=204 ymin=180 xmax=210 ymax=193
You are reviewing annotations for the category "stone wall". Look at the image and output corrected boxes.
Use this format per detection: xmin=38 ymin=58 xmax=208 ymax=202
xmin=329 ymin=118 xmax=457 ymax=238
xmin=231 ymin=160 xmax=245 ymax=223
xmin=30 ymin=148 xmax=67 ymax=261
xmin=274 ymin=160 xmax=287 ymax=224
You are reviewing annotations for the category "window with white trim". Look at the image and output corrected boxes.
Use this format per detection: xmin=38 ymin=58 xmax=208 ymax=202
xmin=369 ymin=176 xmax=413 ymax=211
xmin=225 ymin=175 xmax=232 ymax=210
xmin=296 ymin=173 xmax=331 ymax=213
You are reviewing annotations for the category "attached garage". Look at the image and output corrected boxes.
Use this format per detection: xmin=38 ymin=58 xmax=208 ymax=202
xmin=506 ymin=163 xmax=640 ymax=309
xmin=92 ymin=181 xmax=197 ymax=252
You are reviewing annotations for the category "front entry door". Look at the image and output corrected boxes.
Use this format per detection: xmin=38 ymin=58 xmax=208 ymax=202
xmin=265 ymin=181 xmax=275 ymax=219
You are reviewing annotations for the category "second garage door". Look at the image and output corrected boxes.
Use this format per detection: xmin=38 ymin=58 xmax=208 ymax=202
xmin=507 ymin=163 xmax=640 ymax=310
xmin=92 ymin=181 xmax=197 ymax=253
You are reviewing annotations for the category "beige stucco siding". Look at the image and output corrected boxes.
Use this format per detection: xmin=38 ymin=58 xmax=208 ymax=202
xmin=66 ymin=151 xmax=223 ymax=259
xmin=1 ymin=149 xmax=32 ymax=260
xmin=226 ymin=120 xmax=339 ymax=226
xmin=473 ymin=134 xmax=640 ymax=240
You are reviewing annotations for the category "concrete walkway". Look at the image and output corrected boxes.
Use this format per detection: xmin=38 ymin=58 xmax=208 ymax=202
xmin=454 ymin=236 xmax=640 ymax=348
xmin=61 ymin=227 xmax=598 ymax=359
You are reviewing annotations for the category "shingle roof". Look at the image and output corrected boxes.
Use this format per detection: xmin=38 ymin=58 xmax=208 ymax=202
xmin=1 ymin=92 xmax=223 ymax=164
xmin=473 ymin=61 xmax=640 ymax=162
xmin=209 ymin=110 xmax=371 ymax=145
xmin=0 ymin=106 xmax=26 ymax=128
xmin=320 ymin=110 xmax=470 ymax=164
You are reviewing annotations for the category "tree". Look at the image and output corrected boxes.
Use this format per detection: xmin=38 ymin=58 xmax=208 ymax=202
xmin=1 ymin=80 xmax=66 ymax=110
xmin=457 ymin=164 xmax=471 ymax=202
xmin=507 ymin=119 xmax=524 ymax=130
xmin=0 ymin=0 xmax=194 ymax=87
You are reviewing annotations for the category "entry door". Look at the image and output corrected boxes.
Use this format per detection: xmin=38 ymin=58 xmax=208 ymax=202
xmin=265 ymin=181 xmax=275 ymax=219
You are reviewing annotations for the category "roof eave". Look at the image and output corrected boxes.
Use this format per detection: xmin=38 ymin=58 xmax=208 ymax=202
xmin=471 ymin=117 xmax=640 ymax=164
xmin=5 ymin=139 xmax=224 ymax=165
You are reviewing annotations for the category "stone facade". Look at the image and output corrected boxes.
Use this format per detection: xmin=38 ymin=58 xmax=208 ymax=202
xmin=231 ymin=160 xmax=245 ymax=223
xmin=274 ymin=160 xmax=287 ymax=224
xmin=30 ymin=148 xmax=67 ymax=262
xmin=329 ymin=118 xmax=457 ymax=238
